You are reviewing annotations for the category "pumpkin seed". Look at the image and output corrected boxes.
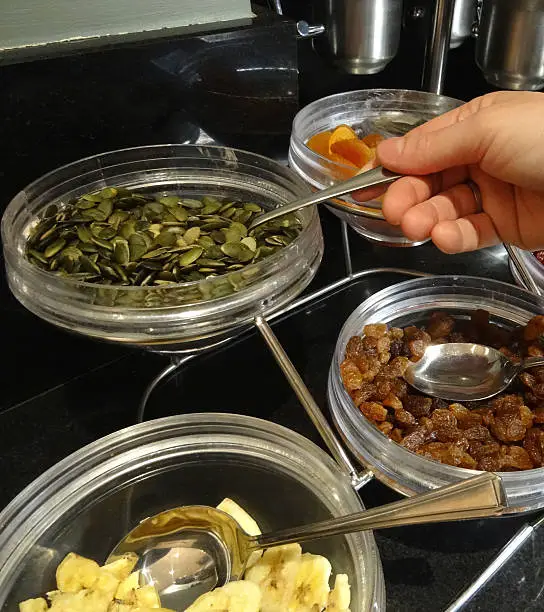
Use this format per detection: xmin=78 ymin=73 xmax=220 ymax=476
xmin=24 ymin=186 xmax=302 ymax=293
xmin=179 ymin=246 xmax=204 ymax=266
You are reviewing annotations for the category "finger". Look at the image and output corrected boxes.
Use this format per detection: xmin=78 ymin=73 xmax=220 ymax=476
xmin=407 ymin=91 xmax=536 ymax=137
xmin=431 ymin=214 xmax=501 ymax=254
xmin=381 ymin=166 xmax=469 ymax=225
xmin=377 ymin=113 xmax=490 ymax=175
xmin=399 ymin=183 xmax=482 ymax=242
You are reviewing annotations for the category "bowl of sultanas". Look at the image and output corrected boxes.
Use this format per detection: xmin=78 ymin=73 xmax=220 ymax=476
xmin=1 ymin=145 xmax=323 ymax=352
xmin=328 ymin=276 xmax=544 ymax=512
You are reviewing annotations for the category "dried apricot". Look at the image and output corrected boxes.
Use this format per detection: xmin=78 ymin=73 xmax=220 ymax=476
xmin=306 ymin=130 xmax=332 ymax=157
xmin=328 ymin=124 xmax=358 ymax=153
xmin=330 ymin=138 xmax=373 ymax=167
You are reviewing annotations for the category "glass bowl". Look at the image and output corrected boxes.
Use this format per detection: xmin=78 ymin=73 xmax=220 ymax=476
xmin=1 ymin=145 xmax=323 ymax=353
xmin=0 ymin=413 xmax=385 ymax=611
xmin=288 ymin=89 xmax=463 ymax=247
xmin=328 ymin=276 xmax=544 ymax=512
xmin=509 ymin=246 xmax=544 ymax=294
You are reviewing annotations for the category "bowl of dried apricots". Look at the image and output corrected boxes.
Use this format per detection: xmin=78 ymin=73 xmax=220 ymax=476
xmin=288 ymin=89 xmax=463 ymax=247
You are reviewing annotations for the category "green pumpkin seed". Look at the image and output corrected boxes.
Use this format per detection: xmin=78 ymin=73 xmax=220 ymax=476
xmin=77 ymin=226 xmax=93 ymax=243
xmin=179 ymin=246 xmax=204 ymax=266
xmin=44 ymin=238 xmax=66 ymax=258
xmin=184 ymin=226 xmax=201 ymax=244
xmin=113 ymin=239 xmax=130 ymax=265
xmin=221 ymin=241 xmax=254 ymax=263
xmin=81 ymin=192 xmax=103 ymax=202
xmin=241 ymin=236 xmax=257 ymax=252
xmin=100 ymin=187 xmax=118 ymax=199
xmin=244 ymin=203 xmax=263 ymax=213
xmin=182 ymin=198 xmax=204 ymax=209
xmin=25 ymin=187 xmax=302 ymax=293
xmin=129 ymin=233 xmax=148 ymax=261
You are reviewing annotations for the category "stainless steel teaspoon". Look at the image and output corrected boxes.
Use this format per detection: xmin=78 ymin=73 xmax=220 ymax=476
xmin=248 ymin=165 xmax=401 ymax=230
xmin=404 ymin=342 xmax=544 ymax=402
xmin=107 ymin=472 xmax=505 ymax=610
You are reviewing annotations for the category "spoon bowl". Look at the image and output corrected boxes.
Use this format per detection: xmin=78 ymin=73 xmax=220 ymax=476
xmin=107 ymin=472 xmax=505 ymax=609
xmin=404 ymin=343 xmax=544 ymax=402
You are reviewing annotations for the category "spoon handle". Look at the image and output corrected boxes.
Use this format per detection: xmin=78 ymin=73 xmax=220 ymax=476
xmin=248 ymin=166 xmax=401 ymax=230
xmin=254 ymin=316 xmax=368 ymax=489
xmin=253 ymin=472 xmax=506 ymax=549
xmin=521 ymin=355 xmax=544 ymax=370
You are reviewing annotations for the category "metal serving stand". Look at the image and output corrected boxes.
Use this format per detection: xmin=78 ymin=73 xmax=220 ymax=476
xmin=135 ymin=2 xmax=543 ymax=608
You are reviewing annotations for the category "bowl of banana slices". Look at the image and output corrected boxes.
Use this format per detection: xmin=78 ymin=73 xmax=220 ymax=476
xmin=0 ymin=414 xmax=385 ymax=612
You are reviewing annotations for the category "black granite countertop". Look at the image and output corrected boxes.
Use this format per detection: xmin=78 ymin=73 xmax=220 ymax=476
xmin=1 ymin=13 xmax=543 ymax=610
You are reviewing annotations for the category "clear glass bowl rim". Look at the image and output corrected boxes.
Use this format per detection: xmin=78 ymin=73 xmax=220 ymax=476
xmin=328 ymin=274 xmax=544 ymax=511
xmin=0 ymin=412 xmax=385 ymax=611
xmin=290 ymin=88 xmax=465 ymax=171
xmin=1 ymin=143 xmax=317 ymax=294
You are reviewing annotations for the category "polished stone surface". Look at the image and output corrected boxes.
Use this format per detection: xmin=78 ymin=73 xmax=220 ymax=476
xmin=1 ymin=9 xmax=542 ymax=610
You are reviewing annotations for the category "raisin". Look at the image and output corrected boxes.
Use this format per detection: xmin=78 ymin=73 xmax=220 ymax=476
xmin=534 ymin=408 xmax=544 ymax=424
xmin=361 ymin=336 xmax=379 ymax=355
xmin=401 ymin=427 xmax=427 ymax=451
xmin=416 ymin=442 xmax=477 ymax=469
xmin=431 ymin=409 xmax=458 ymax=429
xmin=389 ymin=339 xmax=405 ymax=358
xmin=478 ymin=455 xmax=502 ymax=471
xmin=520 ymin=405 xmax=534 ymax=428
xmin=520 ymin=372 xmax=537 ymax=391
xmin=359 ymin=401 xmax=388 ymax=422
xmin=471 ymin=441 xmax=500 ymax=460
xmin=394 ymin=408 xmax=417 ymax=428
xmin=426 ymin=312 xmax=455 ymax=340
xmin=463 ymin=425 xmax=492 ymax=442
xmin=383 ymin=393 xmax=403 ymax=411
xmin=500 ymin=445 xmax=533 ymax=471
xmin=378 ymin=421 xmax=394 ymax=436
xmin=493 ymin=394 xmax=523 ymax=417
xmin=340 ymin=359 xmax=363 ymax=391
xmin=533 ymin=367 xmax=544 ymax=382
xmin=527 ymin=344 xmax=544 ymax=357
xmin=524 ymin=427 xmax=544 ymax=467
xmin=345 ymin=336 xmax=365 ymax=360
xmin=389 ymin=327 xmax=404 ymax=340
xmin=353 ymin=356 xmax=381 ymax=383
xmin=364 ymin=323 xmax=388 ymax=338
xmin=379 ymin=351 xmax=391 ymax=364
xmin=524 ymin=315 xmax=544 ymax=341
xmin=404 ymin=395 xmax=433 ymax=418
xmin=491 ymin=416 xmax=526 ymax=442
xmin=449 ymin=404 xmax=483 ymax=429
xmin=403 ymin=327 xmax=431 ymax=361
xmin=435 ymin=427 xmax=463 ymax=443
xmin=373 ymin=377 xmax=395 ymax=401
xmin=380 ymin=356 xmax=410 ymax=378
xmin=350 ymin=383 xmax=377 ymax=406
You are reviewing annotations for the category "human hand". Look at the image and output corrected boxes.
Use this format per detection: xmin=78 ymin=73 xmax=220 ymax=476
xmin=354 ymin=91 xmax=544 ymax=253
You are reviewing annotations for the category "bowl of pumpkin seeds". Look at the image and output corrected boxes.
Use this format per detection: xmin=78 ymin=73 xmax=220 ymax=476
xmin=2 ymin=145 xmax=323 ymax=351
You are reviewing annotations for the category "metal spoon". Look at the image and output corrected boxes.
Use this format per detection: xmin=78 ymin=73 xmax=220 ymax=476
xmin=107 ymin=472 xmax=505 ymax=610
xmin=248 ymin=165 xmax=401 ymax=230
xmin=404 ymin=342 xmax=544 ymax=403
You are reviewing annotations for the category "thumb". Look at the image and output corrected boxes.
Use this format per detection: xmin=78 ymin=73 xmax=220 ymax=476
xmin=377 ymin=115 xmax=488 ymax=175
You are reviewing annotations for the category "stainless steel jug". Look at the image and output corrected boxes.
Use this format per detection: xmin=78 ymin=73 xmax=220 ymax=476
xmin=475 ymin=0 xmax=544 ymax=90
xmin=312 ymin=0 xmax=403 ymax=75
